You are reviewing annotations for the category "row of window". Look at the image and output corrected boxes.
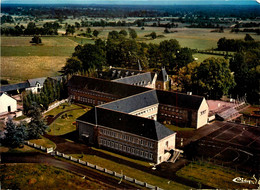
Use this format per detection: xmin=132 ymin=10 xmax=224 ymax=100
xmin=100 ymin=129 xmax=154 ymax=148
xmin=100 ymin=138 xmax=153 ymax=160
xmin=71 ymin=89 xmax=116 ymax=100
xmin=135 ymin=106 xmax=157 ymax=116
xmin=161 ymin=113 xmax=183 ymax=120
xmin=161 ymin=106 xmax=183 ymax=113
xmin=131 ymin=81 xmax=150 ymax=86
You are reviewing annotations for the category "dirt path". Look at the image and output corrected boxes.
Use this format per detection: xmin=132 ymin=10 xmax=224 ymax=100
xmin=0 ymin=152 xmax=139 ymax=189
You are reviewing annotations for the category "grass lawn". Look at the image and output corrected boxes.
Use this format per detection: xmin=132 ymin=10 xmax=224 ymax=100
xmin=44 ymin=103 xmax=89 ymax=117
xmin=1 ymin=56 xmax=68 ymax=84
xmin=193 ymin=53 xmax=224 ymax=62
xmin=67 ymin=36 xmax=95 ymax=45
xmin=1 ymin=46 xmax=75 ymax=56
xmin=165 ymin=124 xmax=195 ymax=132
xmin=29 ymin=136 xmax=56 ymax=148
xmin=91 ymin=147 xmax=151 ymax=167
xmin=70 ymin=153 xmax=190 ymax=190
xmin=176 ymin=161 xmax=256 ymax=189
xmin=0 ymin=145 xmax=37 ymax=153
xmin=1 ymin=163 xmax=112 ymax=189
xmin=46 ymin=103 xmax=90 ymax=136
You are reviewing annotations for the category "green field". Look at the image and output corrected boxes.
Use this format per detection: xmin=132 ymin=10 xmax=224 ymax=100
xmin=176 ymin=161 xmax=257 ymax=189
xmin=45 ymin=103 xmax=90 ymax=136
xmin=1 ymin=163 xmax=111 ymax=189
xmin=193 ymin=53 xmax=225 ymax=62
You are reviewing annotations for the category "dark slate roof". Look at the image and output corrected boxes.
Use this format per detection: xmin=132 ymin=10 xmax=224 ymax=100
xmin=113 ymin=72 xmax=153 ymax=86
xmin=0 ymin=82 xmax=30 ymax=92
xmin=68 ymin=75 xmax=150 ymax=98
xmin=48 ymin=76 xmax=63 ymax=82
xmin=157 ymin=68 xmax=169 ymax=82
xmin=156 ymin=90 xmax=204 ymax=110
xmin=110 ymin=68 xmax=144 ymax=79
xmin=77 ymin=107 xmax=175 ymax=141
xmin=99 ymin=90 xmax=158 ymax=113
xmin=28 ymin=77 xmax=46 ymax=87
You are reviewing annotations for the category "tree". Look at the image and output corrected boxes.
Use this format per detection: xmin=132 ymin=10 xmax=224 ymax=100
xmin=159 ymin=39 xmax=181 ymax=70
xmin=75 ymin=22 xmax=80 ymax=30
xmin=230 ymin=50 xmax=260 ymax=104
xmin=87 ymin=27 xmax=91 ymax=34
xmin=93 ymin=30 xmax=99 ymax=37
xmin=27 ymin=103 xmax=47 ymax=139
xmin=30 ymin=36 xmax=42 ymax=44
xmin=61 ymin=57 xmax=83 ymax=76
xmin=128 ymin=28 xmax=137 ymax=39
xmin=151 ymin=32 xmax=157 ymax=39
xmin=192 ymin=58 xmax=235 ymax=99
xmin=175 ymin=47 xmax=194 ymax=69
xmin=178 ymin=61 xmax=200 ymax=92
xmin=108 ymin=30 xmax=120 ymax=40
xmin=73 ymin=43 xmax=106 ymax=71
xmin=119 ymin=29 xmax=127 ymax=37
xmin=244 ymin=34 xmax=254 ymax=41
xmin=1 ymin=118 xmax=27 ymax=148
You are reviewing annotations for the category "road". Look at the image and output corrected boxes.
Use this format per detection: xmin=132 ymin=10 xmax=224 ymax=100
xmin=0 ymin=152 xmax=140 ymax=189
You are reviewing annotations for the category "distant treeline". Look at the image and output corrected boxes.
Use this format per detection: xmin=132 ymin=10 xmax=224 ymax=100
xmin=1 ymin=22 xmax=61 ymax=36
xmin=2 ymin=4 xmax=260 ymax=20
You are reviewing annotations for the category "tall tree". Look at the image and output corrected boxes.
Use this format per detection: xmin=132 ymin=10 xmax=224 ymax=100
xmin=192 ymin=57 xmax=235 ymax=99
xmin=61 ymin=57 xmax=83 ymax=76
xmin=159 ymin=39 xmax=181 ymax=70
xmin=27 ymin=103 xmax=47 ymax=139
xmin=1 ymin=118 xmax=27 ymax=148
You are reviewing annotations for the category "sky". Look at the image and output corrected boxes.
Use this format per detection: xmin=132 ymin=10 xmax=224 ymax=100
xmin=1 ymin=0 xmax=259 ymax=5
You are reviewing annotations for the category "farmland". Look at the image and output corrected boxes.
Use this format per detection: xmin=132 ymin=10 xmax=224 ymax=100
xmin=1 ymin=36 xmax=77 ymax=84
xmin=1 ymin=23 xmax=259 ymax=84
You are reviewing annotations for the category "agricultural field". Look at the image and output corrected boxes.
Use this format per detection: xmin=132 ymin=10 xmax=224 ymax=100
xmin=1 ymin=163 xmax=111 ymax=189
xmin=86 ymin=26 xmax=260 ymax=49
xmin=1 ymin=36 xmax=78 ymax=84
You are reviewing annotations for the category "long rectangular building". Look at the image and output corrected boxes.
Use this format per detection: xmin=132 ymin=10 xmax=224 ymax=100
xmin=70 ymin=75 xmax=208 ymax=163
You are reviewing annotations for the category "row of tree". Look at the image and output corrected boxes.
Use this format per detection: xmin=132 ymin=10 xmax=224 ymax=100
xmin=1 ymin=103 xmax=47 ymax=148
xmin=217 ymin=34 xmax=259 ymax=52
xmin=1 ymin=22 xmax=61 ymax=36
xmin=61 ymin=32 xmax=194 ymax=77
xmin=23 ymin=78 xmax=67 ymax=115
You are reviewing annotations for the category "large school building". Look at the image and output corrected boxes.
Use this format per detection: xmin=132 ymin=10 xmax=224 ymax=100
xmin=69 ymin=75 xmax=208 ymax=163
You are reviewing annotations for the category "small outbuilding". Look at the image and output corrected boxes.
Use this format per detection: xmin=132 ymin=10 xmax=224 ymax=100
xmin=0 ymin=92 xmax=17 ymax=115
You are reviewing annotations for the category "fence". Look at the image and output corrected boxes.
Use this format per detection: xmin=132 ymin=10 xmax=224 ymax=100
xmin=24 ymin=141 xmax=53 ymax=153
xmin=43 ymin=99 xmax=68 ymax=114
xmin=25 ymin=140 xmax=163 ymax=190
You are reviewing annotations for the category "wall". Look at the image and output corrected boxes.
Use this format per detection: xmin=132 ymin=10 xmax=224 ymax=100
xmin=156 ymin=133 xmax=176 ymax=164
xmin=69 ymin=87 xmax=118 ymax=106
xmin=0 ymin=93 xmax=17 ymax=114
xmin=130 ymin=104 xmax=159 ymax=120
xmin=78 ymin=121 xmax=96 ymax=144
xmin=98 ymin=126 xmax=158 ymax=163
xmin=197 ymin=98 xmax=209 ymax=129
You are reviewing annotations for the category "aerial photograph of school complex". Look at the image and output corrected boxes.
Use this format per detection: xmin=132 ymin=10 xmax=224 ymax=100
xmin=0 ymin=0 xmax=259 ymax=189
